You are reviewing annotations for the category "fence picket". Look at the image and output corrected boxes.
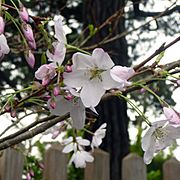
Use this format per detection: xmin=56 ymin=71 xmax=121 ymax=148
xmin=163 ymin=158 xmax=180 ymax=180
xmin=84 ymin=149 xmax=110 ymax=180
xmin=0 ymin=147 xmax=24 ymax=180
xmin=122 ymin=153 xmax=146 ymax=180
xmin=43 ymin=143 xmax=68 ymax=180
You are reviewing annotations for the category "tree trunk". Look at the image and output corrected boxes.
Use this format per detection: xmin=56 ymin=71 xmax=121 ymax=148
xmin=83 ymin=1 xmax=129 ymax=180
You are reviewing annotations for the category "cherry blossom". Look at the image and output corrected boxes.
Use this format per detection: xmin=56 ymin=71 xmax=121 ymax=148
xmin=63 ymin=48 xmax=119 ymax=107
xmin=163 ymin=107 xmax=180 ymax=124
xmin=62 ymin=136 xmax=93 ymax=168
xmin=46 ymin=16 xmax=67 ymax=66
xmin=46 ymin=41 xmax=66 ymax=65
xmin=35 ymin=63 xmax=56 ymax=86
xmin=0 ymin=34 xmax=10 ymax=60
xmin=110 ymin=65 xmax=135 ymax=90
xmin=62 ymin=136 xmax=90 ymax=153
xmin=54 ymin=16 xmax=67 ymax=44
xmin=48 ymin=95 xmax=86 ymax=129
xmin=91 ymin=123 xmax=107 ymax=149
xmin=69 ymin=150 xmax=94 ymax=168
xmin=142 ymin=120 xmax=180 ymax=164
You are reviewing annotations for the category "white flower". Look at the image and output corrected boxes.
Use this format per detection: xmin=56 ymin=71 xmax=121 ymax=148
xmin=110 ymin=65 xmax=135 ymax=90
xmin=54 ymin=16 xmax=67 ymax=44
xmin=142 ymin=120 xmax=180 ymax=164
xmin=0 ymin=34 xmax=10 ymax=60
xmin=63 ymin=48 xmax=119 ymax=107
xmin=69 ymin=150 xmax=94 ymax=168
xmin=91 ymin=123 xmax=107 ymax=148
xmin=46 ymin=16 xmax=67 ymax=65
xmin=48 ymin=95 xmax=86 ymax=129
xmin=62 ymin=136 xmax=90 ymax=153
xmin=62 ymin=136 xmax=94 ymax=168
xmin=163 ymin=107 xmax=180 ymax=124
xmin=46 ymin=41 xmax=66 ymax=65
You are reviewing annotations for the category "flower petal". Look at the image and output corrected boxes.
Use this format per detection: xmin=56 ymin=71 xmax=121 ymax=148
xmin=80 ymin=79 xmax=105 ymax=107
xmin=63 ymin=70 xmax=89 ymax=88
xmin=70 ymin=99 xmax=86 ymax=129
xmin=92 ymin=48 xmax=114 ymax=69
xmin=101 ymin=70 xmax=121 ymax=90
xmin=72 ymin=52 xmax=94 ymax=70
xmin=48 ymin=96 xmax=70 ymax=116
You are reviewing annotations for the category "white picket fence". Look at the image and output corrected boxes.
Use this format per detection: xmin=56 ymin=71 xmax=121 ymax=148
xmin=0 ymin=144 xmax=180 ymax=180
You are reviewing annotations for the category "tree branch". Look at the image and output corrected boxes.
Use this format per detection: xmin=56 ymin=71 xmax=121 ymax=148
xmin=0 ymin=114 xmax=69 ymax=150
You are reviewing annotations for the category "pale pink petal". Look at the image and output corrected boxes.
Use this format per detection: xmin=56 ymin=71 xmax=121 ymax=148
xmin=54 ymin=17 xmax=67 ymax=43
xmin=101 ymin=70 xmax=122 ymax=90
xmin=63 ymin=70 xmax=89 ymax=88
xmin=163 ymin=107 xmax=180 ymax=124
xmin=72 ymin=52 xmax=94 ymax=70
xmin=62 ymin=142 xmax=74 ymax=153
xmin=92 ymin=48 xmax=114 ymax=69
xmin=80 ymin=79 xmax=105 ymax=107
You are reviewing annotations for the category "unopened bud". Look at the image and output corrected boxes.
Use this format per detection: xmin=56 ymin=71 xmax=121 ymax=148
xmin=38 ymin=162 xmax=44 ymax=169
xmin=53 ymin=86 xmax=60 ymax=96
xmin=140 ymin=88 xmax=146 ymax=93
xmin=0 ymin=16 xmax=5 ymax=34
xmin=52 ymin=130 xmax=60 ymax=139
xmin=10 ymin=109 xmax=16 ymax=118
xmin=22 ymin=23 xmax=35 ymax=42
xmin=19 ymin=2 xmax=29 ymax=22
xmin=5 ymin=104 xmax=11 ymax=112
xmin=29 ymin=170 xmax=34 ymax=177
xmin=65 ymin=65 xmax=72 ymax=72
xmin=26 ymin=173 xmax=31 ymax=180
xmin=64 ymin=93 xmax=73 ymax=101
xmin=42 ymin=78 xmax=49 ymax=86
xmin=28 ymin=40 xmax=36 ymax=50
xmin=50 ymin=98 xmax=56 ymax=109
xmin=25 ymin=50 xmax=35 ymax=68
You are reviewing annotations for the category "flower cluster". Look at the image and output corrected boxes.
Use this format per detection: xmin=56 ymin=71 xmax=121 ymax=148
xmin=1 ymin=3 xmax=179 ymax=169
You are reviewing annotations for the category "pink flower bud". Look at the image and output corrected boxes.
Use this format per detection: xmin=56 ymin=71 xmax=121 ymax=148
xmin=0 ymin=16 xmax=5 ymax=34
xmin=10 ymin=109 xmax=16 ymax=118
xmin=65 ymin=65 xmax=72 ymax=72
xmin=22 ymin=23 xmax=35 ymax=42
xmin=5 ymin=104 xmax=11 ymax=112
xmin=26 ymin=173 xmax=31 ymax=180
xmin=28 ymin=40 xmax=36 ymax=50
xmin=19 ymin=2 xmax=29 ymax=22
xmin=25 ymin=50 xmax=35 ymax=68
xmin=42 ymin=78 xmax=49 ymax=86
xmin=29 ymin=170 xmax=34 ymax=177
xmin=52 ymin=130 xmax=60 ymax=139
xmin=38 ymin=162 xmax=44 ymax=169
xmin=50 ymin=99 xmax=56 ymax=109
xmin=53 ymin=86 xmax=60 ymax=96
xmin=140 ymin=88 xmax=146 ymax=93
xmin=64 ymin=93 xmax=73 ymax=101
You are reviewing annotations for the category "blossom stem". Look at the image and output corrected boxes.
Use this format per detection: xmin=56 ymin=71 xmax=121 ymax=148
xmin=83 ymin=128 xmax=94 ymax=135
xmin=138 ymin=84 xmax=169 ymax=106
xmin=66 ymin=44 xmax=91 ymax=55
xmin=5 ymin=11 xmax=28 ymax=47
xmin=119 ymin=94 xmax=151 ymax=126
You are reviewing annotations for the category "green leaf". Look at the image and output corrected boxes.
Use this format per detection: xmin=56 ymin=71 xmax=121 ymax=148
xmin=41 ymin=52 xmax=47 ymax=65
